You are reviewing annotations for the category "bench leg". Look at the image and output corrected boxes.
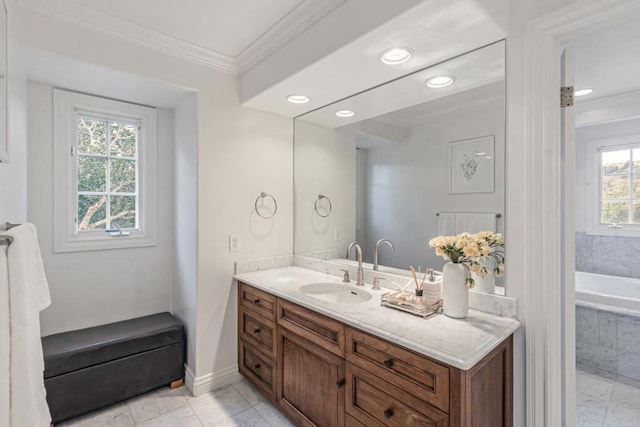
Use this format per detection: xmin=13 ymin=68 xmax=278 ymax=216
xmin=170 ymin=379 xmax=184 ymax=389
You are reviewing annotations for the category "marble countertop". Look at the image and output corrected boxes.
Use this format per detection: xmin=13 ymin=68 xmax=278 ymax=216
xmin=234 ymin=266 xmax=520 ymax=370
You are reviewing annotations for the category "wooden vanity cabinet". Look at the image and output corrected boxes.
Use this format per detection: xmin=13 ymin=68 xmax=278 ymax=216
xmin=237 ymin=282 xmax=513 ymax=427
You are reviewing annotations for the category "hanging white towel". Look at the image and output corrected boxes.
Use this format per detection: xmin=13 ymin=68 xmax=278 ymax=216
xmin=454 ymin=213 xmax=497 ymax=234
xmin=6 ymin=224 xmax=51 ymax=427
xmin=0 ymin=246 xmax=10 ymax=427
xmin=437 ymin=213 xmax=456 ymax=236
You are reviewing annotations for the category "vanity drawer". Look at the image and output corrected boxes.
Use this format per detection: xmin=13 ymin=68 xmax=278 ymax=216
xmin=346 ymin=363 xmax=448 ymax=427
xmin=346 ymin=327 xmax=450 ymax=413
xmin=239 ymin=307 xmax=276 ymax=358
xmin=239 ymin=340 xmax=276 ymax=401
xmin=277 ymin=299 xmax=345 ymax=357
xmin=238 ymin=282 xmax=276 ymax=321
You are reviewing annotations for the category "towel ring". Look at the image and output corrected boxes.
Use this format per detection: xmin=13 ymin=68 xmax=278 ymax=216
xmin=314 ymin=194 xmax=332 ymax=218
xmin=255 ymin=192 xmax=277 ymax=219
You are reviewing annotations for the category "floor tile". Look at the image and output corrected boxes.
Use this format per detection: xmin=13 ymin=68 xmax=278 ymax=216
xmin=187 ymin=385 xmax=252 ymax=426
xmin=610 ymin=376 xmax=640 ymax=411
xmin=604 ymin=404 xmax=640 ymax=427
xmin=212 ymin=408 xmax=270 ymax=427
xmin=137 ymin=407 xmax=203 ymax=427
xmin=232 ymin=378 xmax=269 ymax=406
xmin=576 ymin=367 xmax=615 ymax=401
xmin=57 ymin=402 xmax=135 ymax=427
xmin=126 ymin=386 xmax=189 ymax=424
xmin=254 ymin=402 xmax=295 ymax=427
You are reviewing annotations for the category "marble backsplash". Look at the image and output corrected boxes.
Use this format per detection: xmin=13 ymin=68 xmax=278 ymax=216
xmin=576 ymin=232 xmax=640 ymax=279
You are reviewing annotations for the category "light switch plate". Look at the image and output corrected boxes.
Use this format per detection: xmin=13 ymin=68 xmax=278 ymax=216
xmin=229 ymin=234 xmax=240 ymax=253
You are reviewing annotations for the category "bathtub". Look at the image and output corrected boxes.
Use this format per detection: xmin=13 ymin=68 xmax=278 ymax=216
xmin=575 ymin=271 xmax=640 ymax=315
xmin=575 ymin=271 xmax=640 ymax=379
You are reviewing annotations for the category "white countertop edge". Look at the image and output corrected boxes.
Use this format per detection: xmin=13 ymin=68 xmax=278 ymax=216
xmin=234 ymin=267 xmax=520 ymax=371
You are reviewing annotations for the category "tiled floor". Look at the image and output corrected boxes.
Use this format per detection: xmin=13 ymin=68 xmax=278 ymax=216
xmin=577 ymin=364 xmax=640 ymax=427
xmin=57 ymin=378 xmax=294 ymax=427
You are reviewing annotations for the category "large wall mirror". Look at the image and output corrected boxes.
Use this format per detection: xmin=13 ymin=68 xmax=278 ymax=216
xmin=294 ymin=40 xmax=506 ymax=294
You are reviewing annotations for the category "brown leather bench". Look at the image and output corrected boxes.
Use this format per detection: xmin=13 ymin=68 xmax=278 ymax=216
xmin=41 ymin=312 xmax=185 ymax=423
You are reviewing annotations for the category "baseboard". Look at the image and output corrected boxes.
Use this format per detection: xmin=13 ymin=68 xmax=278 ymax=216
xmin=184 ymin=364 xmax=241 ymax=397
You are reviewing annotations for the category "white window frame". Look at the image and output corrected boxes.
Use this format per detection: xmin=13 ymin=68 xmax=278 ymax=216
xmin=53 ymin=89 xmax=158 ymax=252
xmin=585 ymin=134 xmax=640 ymax=237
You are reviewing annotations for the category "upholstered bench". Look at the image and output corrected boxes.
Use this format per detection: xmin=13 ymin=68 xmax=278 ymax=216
xmin=41 ymin=312 xmax=185 ymax=423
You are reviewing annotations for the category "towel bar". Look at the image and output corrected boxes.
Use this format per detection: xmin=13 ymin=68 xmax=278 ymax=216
xmin=0 ymin=222 xmax=19 ymax=246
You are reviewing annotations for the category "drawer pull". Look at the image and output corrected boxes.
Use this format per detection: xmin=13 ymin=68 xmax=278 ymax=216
xmin=384 ymin=408 xmax=394 ymax=419
xmin=254 ymin=363 xmax=261 ymax=370
xmin=383 ymin=359 xmax=394 ymax=368
xmin=336 ymin=379 xmax=345 ymax=388
xmin=254 ymin=328 xmax=261 ymax=334
xmin=253 ymin=298 xmax=260 ymax=304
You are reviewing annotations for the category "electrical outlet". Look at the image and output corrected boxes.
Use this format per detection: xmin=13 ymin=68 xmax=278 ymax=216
xmin=229 ymin=234 xmax=240 ymax=253
xmin=334 ymin=227 xmax=341 ymax=241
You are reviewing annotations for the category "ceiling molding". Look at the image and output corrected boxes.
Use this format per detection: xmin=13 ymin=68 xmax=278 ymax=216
xmin=236 ymin=0 xmax=346 ymax=74
xmin=21 ymin=0 xmax=238 ymax=73
xmin=576 ymin=89 xmax=640 ymax=128
xmin=20 ymin=0 xmax=345 ymax=76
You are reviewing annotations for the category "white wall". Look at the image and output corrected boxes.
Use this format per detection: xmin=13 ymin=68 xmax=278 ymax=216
xmin=361 ymin=99 xmax=505 ymax=270
xmin=28 ymin=82 xmax=175 ymax=336
xmin=194 ymin=76 xmax=293 ymax=380
xmin=294 ymin=120 xmax=356 ymax=257
xmin=173 ymin=93 xmax=199 ymax=370
xmin=0 ymin=3 xmax=27 ymax=224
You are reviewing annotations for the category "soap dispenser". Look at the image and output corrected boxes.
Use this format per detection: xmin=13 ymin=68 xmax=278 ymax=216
xmin=422 ymin=269 xmax=442 ymax=307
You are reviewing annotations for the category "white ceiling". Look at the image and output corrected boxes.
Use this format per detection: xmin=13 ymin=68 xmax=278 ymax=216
xmin=20 ymin=0 xmax=344 ymax=73
xmin=242 ymin=0 xmax=506 ymax=117
xmin=298 ymin=41 xmax=505 ymax=128
xmin=574 ymin=17 xmax=640 ymax=101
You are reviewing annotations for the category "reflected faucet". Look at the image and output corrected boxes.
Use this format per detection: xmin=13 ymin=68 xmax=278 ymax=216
xmin=374 ymin=238 xmax=395 ymax=271
xmin=347 ymin=242 xmax=365 ymax=286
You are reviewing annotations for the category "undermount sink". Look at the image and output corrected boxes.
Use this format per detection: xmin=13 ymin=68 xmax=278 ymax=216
xmin=299 ymin=283 xmax=372 ymax=304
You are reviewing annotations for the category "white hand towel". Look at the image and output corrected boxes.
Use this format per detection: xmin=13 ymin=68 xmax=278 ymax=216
xmin=6 ymin=224 xmax=51 ymax=426
xmin=437 ymin=213 xmax=456 ymax=236
xmin=454 ymin=213 xmax=497 ymax=234
xmin=0 ymin=246 xmax=10 ymax=427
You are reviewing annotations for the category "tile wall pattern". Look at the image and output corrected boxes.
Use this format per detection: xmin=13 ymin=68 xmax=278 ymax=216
xmin=576 ymin=232 xmax=640 ymax=279
xmin=576 ymin=305 xmax=640 ymax=381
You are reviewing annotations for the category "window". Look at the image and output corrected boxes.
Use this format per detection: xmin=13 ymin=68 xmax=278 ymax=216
xmin=586 ymin=135 xmax=640 ymax=236
xmin=54 ymin=89 xmax=158 ymax=252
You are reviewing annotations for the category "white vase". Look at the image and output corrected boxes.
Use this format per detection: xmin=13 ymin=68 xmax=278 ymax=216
xmin=472 ymin=256 xmax=496 ymax=294
xmin=442 ymin=262 xmax=469 ymax=319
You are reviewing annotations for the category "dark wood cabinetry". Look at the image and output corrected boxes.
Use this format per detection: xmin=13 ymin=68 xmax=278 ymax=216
xmin=238 ymin=281 xmax=512 ymax=427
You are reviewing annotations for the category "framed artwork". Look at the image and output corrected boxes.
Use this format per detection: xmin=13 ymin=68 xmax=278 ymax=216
xmin=449 ymin=135 xmax=495 ymax=194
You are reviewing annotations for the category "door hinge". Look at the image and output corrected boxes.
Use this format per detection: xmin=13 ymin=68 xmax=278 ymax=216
xmin=561 ymin=86 xmax=574 ymax=107
xmin=70 ymin=146 xmax=75 ymax=157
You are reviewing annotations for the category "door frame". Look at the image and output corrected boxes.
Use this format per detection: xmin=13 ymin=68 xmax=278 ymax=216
xmin=522 ymin=0 xmax=640 ymax=425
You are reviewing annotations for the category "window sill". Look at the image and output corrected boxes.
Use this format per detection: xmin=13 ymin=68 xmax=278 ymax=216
xmin=53 ymin=233 xmax=156 ymax=253
xmin=585 ymin=227 xmax=640 ymax=238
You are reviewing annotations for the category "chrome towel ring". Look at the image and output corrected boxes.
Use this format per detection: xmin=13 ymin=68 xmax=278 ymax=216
xmin=255 ymin=192 xmax=278 ymax=219
xmin=314 ymin=194 xmax=332 ymax=218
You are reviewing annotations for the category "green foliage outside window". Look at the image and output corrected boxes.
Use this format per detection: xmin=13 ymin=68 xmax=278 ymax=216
xmin=600 ymin=147 xmax=640 ymax=225
xmin=76 ymin=116 xmax=138 ymax=230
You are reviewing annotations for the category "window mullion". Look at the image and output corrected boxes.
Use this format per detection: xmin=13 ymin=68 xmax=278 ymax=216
xmin=106 ymin=121 xmax=111 ymax=230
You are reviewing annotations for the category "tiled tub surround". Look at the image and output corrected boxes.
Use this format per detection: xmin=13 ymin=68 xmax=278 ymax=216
xmin=576 ymin=304 xmax=640 ymax=381
xmin=576 ymin=232 xmax=640 ymax=279
xmin=234 ymin=266 xmax=520 ymax=370
xmin=235 ymin=255 xmax=518 ymax=318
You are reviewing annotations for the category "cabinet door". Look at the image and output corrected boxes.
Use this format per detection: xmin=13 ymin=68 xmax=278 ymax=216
xmin=277 ymin=328 xmax=345 ymax=427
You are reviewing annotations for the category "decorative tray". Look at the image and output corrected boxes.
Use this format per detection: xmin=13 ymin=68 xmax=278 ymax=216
xmin=381 ymin=290 xmax=442 ymax=319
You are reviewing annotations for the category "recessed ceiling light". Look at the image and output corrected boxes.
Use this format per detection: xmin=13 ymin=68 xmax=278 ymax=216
xmin=575 ymin=88 xmax=594 ymax=97
xmin=335 ymin=110 xmax=355 ymax=118
xmin=379 ymin=47 xmax=413 ymax=65
xmin=287 ymin=94 xmax=310 ymax=104
xmin=426 ymin=75 xmax=455 ymax=88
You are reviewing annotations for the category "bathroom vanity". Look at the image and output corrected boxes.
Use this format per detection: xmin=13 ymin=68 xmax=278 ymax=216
xmin=235 ymin=266 xmax=518 ymax=427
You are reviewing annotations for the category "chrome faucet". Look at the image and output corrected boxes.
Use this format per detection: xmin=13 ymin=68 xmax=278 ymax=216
xmin=374 ymin=238 xmax=395 ymax=271
xmin=347 ymin=242 xmax=365 ymax=286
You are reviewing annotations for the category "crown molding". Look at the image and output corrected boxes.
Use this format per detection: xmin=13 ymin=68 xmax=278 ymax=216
xmin=236 ymin=0 xmax=345 ymax=74
xmin=20 ymin=0 xmax=344 ymax=76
